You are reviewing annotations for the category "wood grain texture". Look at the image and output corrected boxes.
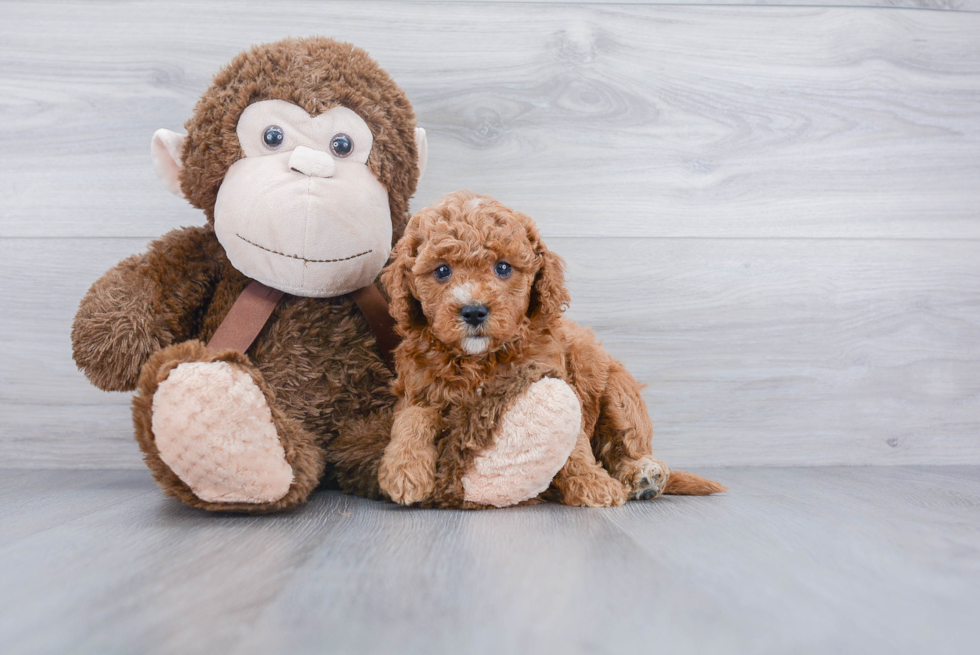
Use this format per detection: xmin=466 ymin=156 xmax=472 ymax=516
xmin=7 ymin=0 xmax=976 ymax=10
xmin=0 ymin=2 xmax=978 ymax=238
xmin=0 ymin=467 xmax=977 ymax=655
xmin=3 ymin=237 xmax=977 ymax=468
xmin=0 ymin=469 xmax=154 ymax=547
xmin=426 ymin=0 xmax=980 ymax=8
xmin=1 ymin=1 xmax=978 ymax=469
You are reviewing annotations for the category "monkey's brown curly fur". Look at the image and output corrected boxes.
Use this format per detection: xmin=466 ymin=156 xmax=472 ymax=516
xmin=380 ymin=191 xmax=725 ymax=508
xmin=72 ymin=38 xmax=419 ymax=512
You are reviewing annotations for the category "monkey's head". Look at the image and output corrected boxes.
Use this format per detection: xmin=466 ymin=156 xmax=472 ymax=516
xmin=151 ymin=37 xmax=427 ymax=298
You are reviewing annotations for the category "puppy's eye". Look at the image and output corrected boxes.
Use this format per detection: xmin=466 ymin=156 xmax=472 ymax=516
xmin=263 ymin=125 xmax=284 ymax=150
xmin=433 ymin=264 xmax=452 ymax=281
xmin=330 ymin=133 xmax=353 ymax=158
xmin=494 ymin=261 xmax=512 ymax=279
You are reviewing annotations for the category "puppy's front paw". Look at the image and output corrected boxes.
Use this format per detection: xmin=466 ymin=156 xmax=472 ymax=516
xmin=560 ymin=470 xmax=628 ymax=508
xmin=617 ymin=455 xmax=670 ymax=500
xmin=378 ymin=448 xmax=436 ymax=506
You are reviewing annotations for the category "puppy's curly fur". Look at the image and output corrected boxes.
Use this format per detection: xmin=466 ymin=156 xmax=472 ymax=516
xmin=379 ymin=191 xmax=725 ymax=507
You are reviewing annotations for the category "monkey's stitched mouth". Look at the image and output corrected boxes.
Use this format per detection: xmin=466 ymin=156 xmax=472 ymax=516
xmin=236 ymin=234 xmax=372 ymax=263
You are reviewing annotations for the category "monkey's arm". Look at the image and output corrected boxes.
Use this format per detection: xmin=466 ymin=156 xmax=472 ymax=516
xmin=377 ymin=398 xmax=440 ymax=505
xmin=71 ymin=225 xmax=222 ymax=392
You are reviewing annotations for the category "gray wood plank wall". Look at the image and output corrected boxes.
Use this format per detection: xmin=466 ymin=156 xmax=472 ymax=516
xmin=1 ymin=0 xmax=978 ymax=468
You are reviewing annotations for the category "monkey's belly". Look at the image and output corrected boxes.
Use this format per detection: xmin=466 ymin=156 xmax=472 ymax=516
xmin=243 ymin=295 xmax=396 ymax=441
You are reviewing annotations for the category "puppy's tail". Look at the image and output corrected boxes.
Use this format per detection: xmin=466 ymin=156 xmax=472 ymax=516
xmin=663 ymin=470 xmax=727 ymax=495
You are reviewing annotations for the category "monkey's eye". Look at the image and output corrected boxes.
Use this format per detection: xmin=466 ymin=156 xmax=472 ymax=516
xmin=330 ymin=133 xmax=353 ymax=158
xmin=433 ymin=264 xmax=452 ymax=281
xmin=494 ymin=262 xmax=512 ymax=279
xmin=263 ymin=125 xmax=284 ymax=150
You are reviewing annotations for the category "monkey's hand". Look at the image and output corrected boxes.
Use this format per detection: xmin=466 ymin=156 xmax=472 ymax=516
xmin=71 ymin=226 xmax=221 ymax=392
xmin=378 ymin=404 xmax=439 ymax=505
xmin=71 ymin=258 xmax=173 ymax=392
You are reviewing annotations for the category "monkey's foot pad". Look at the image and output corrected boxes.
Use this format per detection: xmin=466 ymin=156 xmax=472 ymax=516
xmin=151 ymin=361 xmax=294 ymax=504
xmin=462 ymin=377 xmax=581 ymax=507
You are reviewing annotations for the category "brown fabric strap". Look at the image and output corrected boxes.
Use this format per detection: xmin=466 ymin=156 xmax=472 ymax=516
xmin=206 ymin=280 xmax=284 ymax=354
xmin=350 ymin=284 xmax=400 ymax=370
xmin=206 ymin=279 xmax=400 ymax=370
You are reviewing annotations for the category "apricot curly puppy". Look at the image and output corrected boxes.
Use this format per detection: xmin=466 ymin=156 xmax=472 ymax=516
xmin=378 ymin=191 xmax=725 ymax=508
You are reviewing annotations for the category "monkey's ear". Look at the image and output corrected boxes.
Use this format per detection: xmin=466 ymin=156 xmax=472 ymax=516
xmin=415 ymin=127 xmax=428 ymax=181
xmin=151 ymin=129 xmax=186 ymax=198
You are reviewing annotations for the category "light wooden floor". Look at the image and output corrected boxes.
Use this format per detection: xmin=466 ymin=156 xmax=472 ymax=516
xmin=1 ymin=466 xmax=977 ymax=655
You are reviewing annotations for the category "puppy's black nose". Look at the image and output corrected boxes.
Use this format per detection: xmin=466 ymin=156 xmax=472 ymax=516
xmin=460 ymin=304 xmax=489 ymax=326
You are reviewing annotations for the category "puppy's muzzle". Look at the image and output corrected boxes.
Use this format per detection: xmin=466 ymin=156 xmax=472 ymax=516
xmin=460 ymin=304 xmax=489 ymax=327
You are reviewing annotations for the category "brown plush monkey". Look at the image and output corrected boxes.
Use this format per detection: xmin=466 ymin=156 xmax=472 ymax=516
xmin=71 ymin=38 xmax=427 ymax=512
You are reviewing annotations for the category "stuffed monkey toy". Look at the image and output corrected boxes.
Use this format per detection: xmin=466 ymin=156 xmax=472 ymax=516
xmin=71 ymin=38 xmax=427 ymax=512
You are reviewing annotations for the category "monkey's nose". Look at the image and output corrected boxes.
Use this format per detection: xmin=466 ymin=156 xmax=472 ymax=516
xmin=460 ymin=304 xmax=489 ymax=327
xmin=289 ymin=146 xmax=335 ymax=178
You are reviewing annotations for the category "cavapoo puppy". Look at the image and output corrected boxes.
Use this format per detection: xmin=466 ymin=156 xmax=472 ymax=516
xmin=378 ymin=191 xmax=725 ymax=508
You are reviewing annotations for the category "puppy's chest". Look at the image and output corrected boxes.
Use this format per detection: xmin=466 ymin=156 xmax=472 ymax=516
xmin=423 ymin=376 xmax=488 ymax=407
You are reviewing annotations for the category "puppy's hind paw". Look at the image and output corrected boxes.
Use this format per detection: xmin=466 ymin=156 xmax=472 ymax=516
xmin=618 ymin=455 xmax=670 ymax=501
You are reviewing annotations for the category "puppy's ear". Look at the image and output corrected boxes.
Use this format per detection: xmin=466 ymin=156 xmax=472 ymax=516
xmin=382 ymin=219 xmax=427 ymax=332
xmin=527 ymin=227 xmax=570 ymax=322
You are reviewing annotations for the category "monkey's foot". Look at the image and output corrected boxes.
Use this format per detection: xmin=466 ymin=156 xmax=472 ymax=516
xmin=462 ymin=378 xmax=580 ymax=508
xmin=615 ymin=455 xmax=671 ymax=500
xmin=152 ymin=360 xmax=293 ymax=504
xmin=133 ymin=341 xmax=325 ymax=512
